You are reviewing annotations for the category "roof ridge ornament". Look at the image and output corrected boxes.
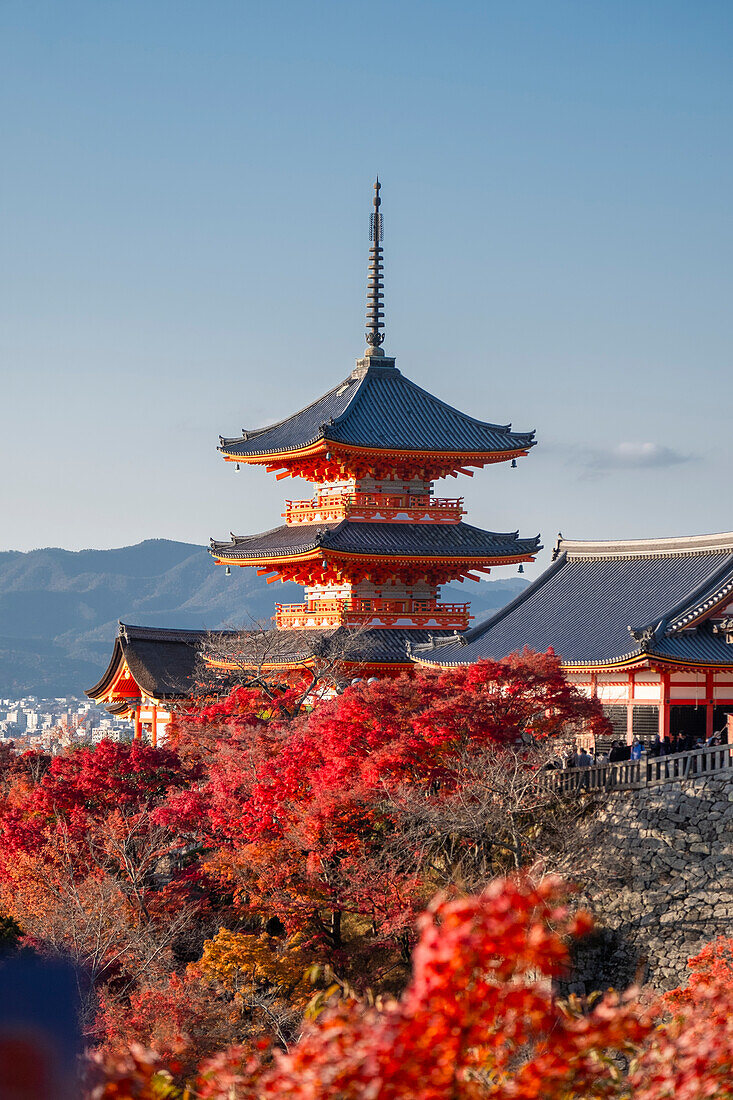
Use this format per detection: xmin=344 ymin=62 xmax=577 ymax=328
xmin=365 ymin=177 xmax=386 ymax=357
xmin=628 ymin=623 xmax=661 ymax=651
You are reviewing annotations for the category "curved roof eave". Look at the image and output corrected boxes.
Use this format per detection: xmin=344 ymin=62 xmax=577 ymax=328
xmin=85 ymin=633 xmax=126 ymax=699
xmin=87 ymin=623 xmax=227 ymax=704
xmin=414 ymin=650 xmax=733 ymax=672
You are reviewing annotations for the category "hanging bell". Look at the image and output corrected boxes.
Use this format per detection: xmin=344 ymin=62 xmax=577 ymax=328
xmin=517 ymin=563 xmax=524 ymax=574
xmin=225 ymin=566 xmax=231 ymax=576
xmin=236 ymin=464 xmax=240 ymax=471
xmin=511 ymin=459 xmax=517 ymax=469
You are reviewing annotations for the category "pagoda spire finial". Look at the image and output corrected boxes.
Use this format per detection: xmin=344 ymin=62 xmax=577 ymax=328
xmin=365 ymin=177 xmax=385 ymax=356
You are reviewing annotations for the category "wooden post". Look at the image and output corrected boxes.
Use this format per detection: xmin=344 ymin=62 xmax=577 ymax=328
xmin=151 ymin=706 xmax=158 ymax=748
xmin=626 ymin=672 xmax=635 ymax=744
xmin=706 ymin=671 xmax=714 ymax=741
xmin=134 ymin=706 xmax=142 ymax=741
xmin=660 ymin=670 xmax=670 ymax=741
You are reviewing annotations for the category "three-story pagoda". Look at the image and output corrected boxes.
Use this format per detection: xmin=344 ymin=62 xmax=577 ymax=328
xmin=210 ymin=181 xmax=541 ymax=672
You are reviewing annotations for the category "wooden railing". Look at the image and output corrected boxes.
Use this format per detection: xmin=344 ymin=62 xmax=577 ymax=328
xmin=283 ymin=494 xmax=465 ymax=524
xmin=549 ymin=744 xmax=733 ymax=794
xmin=275 ymin=599 xmax=472 ymax=630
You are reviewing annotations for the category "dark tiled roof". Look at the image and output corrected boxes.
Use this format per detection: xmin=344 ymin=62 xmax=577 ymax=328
xmin=106 ymin=701 xmax=131 ymax=716
xmin=86 ymin=623 xmax=227 ymax=701
xmin=414 ymin=531 xmax=733 ymax=669
xmin=87 ymin=623 xmax=443 ymax=700
xmin=210 ymin=520 xmax=540 ymax=561
xmin=216 ymin=626 xmax=453 ymax=667
xmin=347 ymin=628 xmax=456 ymax=664
xmin=211 ymin=523 xmax=331 ymax=557
xmin=650 ymin=630 xmax=733 ymax=665
xmin=219 ymin=359 xmax=536 ymax=458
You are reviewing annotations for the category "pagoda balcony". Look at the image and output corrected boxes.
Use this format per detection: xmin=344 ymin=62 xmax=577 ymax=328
xmin=283 ymin=493 xmax=465 ymax=525
xmin=275 ymin=598 xmax=472 ymax=631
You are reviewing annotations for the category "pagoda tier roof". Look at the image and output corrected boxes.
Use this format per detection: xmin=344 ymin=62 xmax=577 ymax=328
xmin=86 ymin=623 xmax=221 ymax=702
xmin=210 ymin=519 xmax=540 ymax=563
xmin=412 ymin=531 xmax=733 ymax=670
xmin=218 ymin=358 xmax=536 ymax=462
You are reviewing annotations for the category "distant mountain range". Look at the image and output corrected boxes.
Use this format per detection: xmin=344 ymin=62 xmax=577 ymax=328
xmin=0 ymin=540 xmax=528 ymax=698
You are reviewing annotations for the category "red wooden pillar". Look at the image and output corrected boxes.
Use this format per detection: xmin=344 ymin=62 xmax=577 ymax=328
xmin=706 ymin=670 xmax=714 ymax=741
xmin=626 ymin=672 xmax=635 ymax=744
xmin=590 ymin=672 xmax=598 ymax=699
xmin=134 ymin=705 xmax=142 ymax=741
xmin=151 ymin=705 xmax=158 ymax=748
xmin=659 ymin=670 xmax=670 ymax=741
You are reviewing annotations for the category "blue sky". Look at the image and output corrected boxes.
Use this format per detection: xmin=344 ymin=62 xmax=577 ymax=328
xmin=1 ymin=1 xmax=732 ymax=577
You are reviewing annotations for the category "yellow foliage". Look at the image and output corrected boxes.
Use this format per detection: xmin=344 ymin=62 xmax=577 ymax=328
xmin=194 ymin=928 xmax=310 ymax=1004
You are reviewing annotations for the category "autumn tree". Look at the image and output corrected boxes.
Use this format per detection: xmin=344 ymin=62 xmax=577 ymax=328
xmin=196 ymin=621 xmax=377 ymax=720
xmin=259 ymin=876 xmax=651 ymax=1100
xmin=163 ymin=652 xmax=607 ymax=984
xmin=90 ymin=875 xmax=654 ymax=1099
xmin=0 ymin=652 xmax=612 ymax=1078
xmin=0 ymin=741 xmax=206 ymax=1029
xmin=383 ymin=741 xmax=579 ymax=890
xmin=630 ymin=935 xmax=733 ymax=1100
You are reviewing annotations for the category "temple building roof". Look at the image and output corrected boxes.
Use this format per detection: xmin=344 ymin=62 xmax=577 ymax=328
xmin=412 ymin=531 xmax=733 ymax=670
xmin=86 ymin=623 xmax=216 ymax=702
xmin=213 ymin=626 xmax=455 ymax=669
xmin=210 ymin=519 xmax=541 ymax=562
xmin=218 ymin=358 xmax=536 ymax=461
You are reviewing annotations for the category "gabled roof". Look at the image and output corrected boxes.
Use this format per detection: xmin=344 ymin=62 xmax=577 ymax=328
xmin=219 ymin=358 xmax=536 ymax=460
xmin=413 ymin=531 xmax=733 ymax=669
xmin=210 ymin=520 xmax=541 ymax=562
xmin=86 ymin=623 xmax=219 ymax=702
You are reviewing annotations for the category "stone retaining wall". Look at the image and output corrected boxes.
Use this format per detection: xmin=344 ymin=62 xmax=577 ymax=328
xmin=569 ymin=772 xmax=733 ymax=992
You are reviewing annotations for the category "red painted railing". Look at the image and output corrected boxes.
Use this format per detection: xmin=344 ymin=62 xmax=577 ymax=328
xmin=283 ymin=493 xmax=464 ymax=524
xmin=275 ymin=598 xmax=472 ymax=630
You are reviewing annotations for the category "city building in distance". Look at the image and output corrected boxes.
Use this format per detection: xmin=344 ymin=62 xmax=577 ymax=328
xmin=0 ymin=694 xmax=133 ymax=752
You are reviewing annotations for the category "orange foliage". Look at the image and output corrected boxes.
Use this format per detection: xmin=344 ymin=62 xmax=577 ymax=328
xmin=260 ymin=876 xmax=651 ymax=1100
xmin=630 ymin=936 xmax=733 ymax=1100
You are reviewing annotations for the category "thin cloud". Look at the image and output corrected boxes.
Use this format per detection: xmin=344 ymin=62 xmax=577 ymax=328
xmin=588 ymin=442 xmax=694 ymax=471
xmin=544 ymin=440 xmax=697 ymax=478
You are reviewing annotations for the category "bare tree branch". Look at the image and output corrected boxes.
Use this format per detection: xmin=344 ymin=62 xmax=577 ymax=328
xmin=380 ymin=743 xmax=585 ymax=892
xmin=196 ymin=620 xmax=377 ymax=718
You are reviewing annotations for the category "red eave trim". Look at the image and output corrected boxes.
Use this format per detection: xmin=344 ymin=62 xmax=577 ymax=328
xmin=562 ymin=654 xmax=733 ymax=672
xmin=213 ymin=548 xmax=536 ymax=568
xmin=222 ymin=439 xmax=530 ymax=466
